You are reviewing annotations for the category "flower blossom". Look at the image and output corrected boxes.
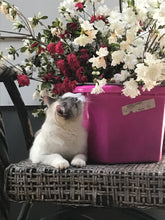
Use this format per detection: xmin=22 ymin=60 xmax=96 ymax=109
xmin=47 ymin=43 xmax=56 ymax=55
xmin=74 ymin=34 xmax=93 ymax=47
xmin=96 ymin=47 xmax=109 ymax=57
xmin=17 ymin=74 xmax=30 ymax=87
xmin=111 ymin=50 xmax=125 ymax=66
xmin=114 ymin=70 xmax=130 ymax=83
xmin=135 ymin=53 xmax=163 ymax=91
xmin=89 ymin=56 xmax=106 ymax=69
xmin=75 ymin=2 xmax=84 ymax=11
xmin=55 ymin=41 xmax=64 ymax=55
xmin=67 ymin=53 xmax=80 ymax=70
xmin=122 ymin=79 xmax=140 ymax=98
xmin=91 ymin=78 xmax=107 ymax=94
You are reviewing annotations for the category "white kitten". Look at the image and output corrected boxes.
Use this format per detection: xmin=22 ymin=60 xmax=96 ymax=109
xmin=29 ymin=93 xmax=87 ymax=169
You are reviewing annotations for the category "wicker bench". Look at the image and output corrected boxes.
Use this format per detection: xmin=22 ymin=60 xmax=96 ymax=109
xmin=1 ymin=67 xmax=165 ymax=220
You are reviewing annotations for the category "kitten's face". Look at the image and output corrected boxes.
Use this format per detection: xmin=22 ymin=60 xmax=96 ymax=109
xmin=55 ymin=95 xmax=85 ymax=120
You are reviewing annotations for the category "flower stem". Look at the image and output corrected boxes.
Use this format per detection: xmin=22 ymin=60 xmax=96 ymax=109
xmin=119 ymin=0 xmax=123 ymax=13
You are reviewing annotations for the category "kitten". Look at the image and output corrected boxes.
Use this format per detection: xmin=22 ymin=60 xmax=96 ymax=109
xmin=29 ymin=93 xmax=87 ymax=169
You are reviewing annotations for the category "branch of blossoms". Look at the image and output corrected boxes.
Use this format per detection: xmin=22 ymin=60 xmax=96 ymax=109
xmin=0 ymin=0 xmax=165 ymax=103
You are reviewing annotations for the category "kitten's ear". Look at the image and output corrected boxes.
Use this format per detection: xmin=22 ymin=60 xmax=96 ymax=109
xmin=43 ymin=96 xmax=56 ymax=107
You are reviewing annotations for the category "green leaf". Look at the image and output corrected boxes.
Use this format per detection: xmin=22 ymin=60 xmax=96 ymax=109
xmin=41 ymin=82 xmax=51 ymax=90
xmin=20 ymin=47 xmax=27 ymax=53
xmin=41 ymin=16 xmax=48 ymax=20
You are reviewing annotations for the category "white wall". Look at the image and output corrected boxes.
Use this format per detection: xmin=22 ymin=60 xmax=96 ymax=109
xmin=0 ymin=0 xmax=118 ymax=106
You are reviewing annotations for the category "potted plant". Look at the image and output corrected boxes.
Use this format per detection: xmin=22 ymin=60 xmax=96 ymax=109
xmin=0 ymin=0 xmax=165 ymax=163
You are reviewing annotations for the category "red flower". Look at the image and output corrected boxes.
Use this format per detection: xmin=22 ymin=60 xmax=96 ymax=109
xmin=97 ymin=15 xmax=106 ymax=23
xmin=76 ymin=67 xmax=88 ymax=82
xmin=17 ymin=74 xmax=30 ymax=87
xmin=90 ymin=15 xmax=97 ymax=23
xmin=31 ymin=42 xmax=39 ymax=48
xmin=139 ymin=20 xmax=142 ymax=27
xmin=47 ymin=43 xmax=56 ymax=55
xmin=56 ymin=59 xmax=69 ymax=76
xmin=90 ymin=15 xmax=106 ymax=23
xmin=53 ymin=82 xmax=63 ymax=95
xmin=38 ymin=46 xmax=45 ymax=55
xmin=75 ymin=2 xmax=84 ymax=10
xmin=67 ymin=53 xmax=80 ymax=71
xmin=55 ymin=41 xmax=64 ymax=55
xmin=67 ymin=22 xmax=78 ymax=31
xmin=80 ymin=49 xmax=90 ymax=61
xmin=62 ymin=77 xmax=77 ymax=93
xmin=43 ymin=73 xmax=54 ymax=81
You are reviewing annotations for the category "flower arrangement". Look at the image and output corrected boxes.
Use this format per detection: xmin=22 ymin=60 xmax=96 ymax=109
xmin=0 ymin=0 xmax=165 ymax=102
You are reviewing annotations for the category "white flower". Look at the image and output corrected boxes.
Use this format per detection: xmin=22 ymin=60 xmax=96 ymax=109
xmin=59 ymin=0 xmax=77 ymax=17
xmin=89 ymin=56 xmax=107 ymax=69
xmin=135 ymin=53 xmax=163 ymax=91
xmin=111 ymin=50 xmax=125 ymax=66
xmin=33 ymin=90 xmax=40 ymax=100
xmin=120 ymin=40 xmax=130 ymax=50
xmin=81 ymin=20 xmax=94 ymax=31
xmin=123 ymin=7 xmax=138 ymax=26
xmin=94 ymin=20 xmax=108 ymax=36
xmin=124 ymin=53 xmax=138 ymax=70
xmin=128 ymin=42 xmax=145 ymax=58
xmin=114 ymin=70 xmax=130 ymax=83
xmin=0 ymin=2 xmax=8 ymax=14
xmin=96 ymin=47 xmax=109 ymax=57
xmin=74 ymin=34 xmax=93 ymax=47
xmin=91 ymin=78 xmax=107 ymax=95
xmin=85 ymin=29 xmax=98 ymax=39
xmin=96 ymin=5 xmax=111 ymax=16
xmin=108 ymin=33 xmax=118 ymax=44
xmin=51 ymin=27 xmax=61 ymax=36
xmin=110 ymin=20 xmax=125 ymax=36
xmin=98 ymin=78 xmax=107 ymax=87
xmin=123 ymin=79 xmax=140 ymax=98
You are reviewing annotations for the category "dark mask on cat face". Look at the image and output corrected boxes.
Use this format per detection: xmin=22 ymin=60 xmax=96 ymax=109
xmin=56 ymin=96 xmax=84 ymax=120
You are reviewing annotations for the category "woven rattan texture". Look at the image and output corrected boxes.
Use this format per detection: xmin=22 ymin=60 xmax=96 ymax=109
xmin=4 ymin=156 xmax=165 ymax=208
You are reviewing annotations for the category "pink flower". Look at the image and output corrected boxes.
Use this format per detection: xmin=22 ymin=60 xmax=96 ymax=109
xmin=56 ymin=59 xmax=69 ymax=76
xmin=55 ymin=41 xmax=64 ymax=55
xmin=47 ymin=43 xmax=56 ymax=55
xmin=17 ymin=74 xmax=30 ymax=87
xmin=67 ymin=53 xmax=80 ymax=71
xmin=75 ymin=2 xmax=84 ymax=10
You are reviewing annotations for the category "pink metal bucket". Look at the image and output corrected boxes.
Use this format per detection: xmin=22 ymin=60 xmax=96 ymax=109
xmin=74 ymin=85 xmax=165 ymax=164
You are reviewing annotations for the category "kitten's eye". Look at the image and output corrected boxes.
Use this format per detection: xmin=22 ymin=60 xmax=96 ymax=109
xmin=74 ymin=97 xmax=78 ymax=102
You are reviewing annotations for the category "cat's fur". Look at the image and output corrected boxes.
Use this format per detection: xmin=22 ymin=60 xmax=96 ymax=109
xmin=29 ymin=93 xmax=87 ymax=169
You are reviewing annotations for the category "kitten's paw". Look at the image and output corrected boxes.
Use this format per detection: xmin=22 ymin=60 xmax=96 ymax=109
xmin=71 ymin=158 xmax=86 ymax=167
xmin=52 ymin=159 xmax=70 ymax=170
